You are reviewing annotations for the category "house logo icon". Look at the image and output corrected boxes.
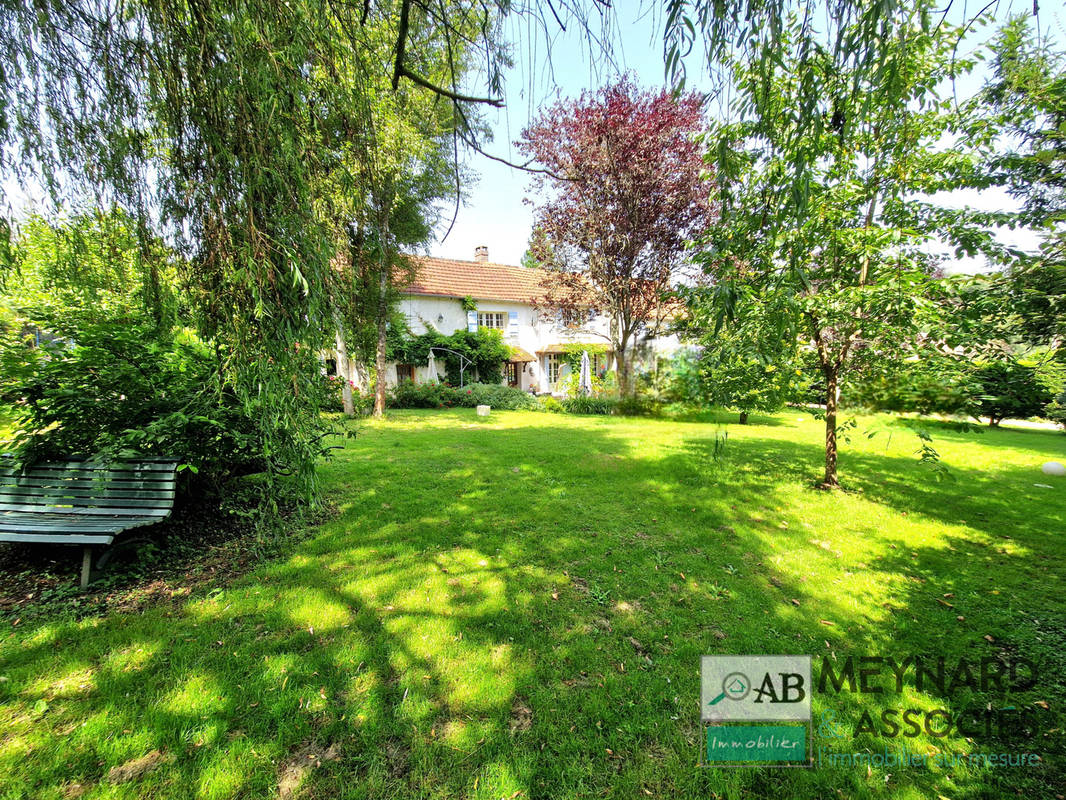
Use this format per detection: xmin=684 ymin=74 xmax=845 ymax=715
xmin=708 ymin=671 xmax=751 ymax=705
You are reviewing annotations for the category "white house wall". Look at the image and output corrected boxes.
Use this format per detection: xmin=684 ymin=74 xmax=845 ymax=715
xmin=324 ymin=294 xmax=683 ymax=394
xmin=402 ymin=294 xmax=628 ymax=393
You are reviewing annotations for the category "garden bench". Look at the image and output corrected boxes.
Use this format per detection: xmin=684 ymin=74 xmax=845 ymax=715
xmin=0 ymin=458 xmax=179 ymax=588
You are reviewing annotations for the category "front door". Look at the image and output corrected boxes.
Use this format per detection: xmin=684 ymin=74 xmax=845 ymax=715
xmin=505 ymin=362 xmax=519 ymax=387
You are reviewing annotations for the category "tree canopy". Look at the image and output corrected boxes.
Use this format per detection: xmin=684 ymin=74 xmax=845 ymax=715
xmin=691 ymin=1 xmax=1005 ymax=486
xmin=519 ymin=77 xmax=715 ymax=396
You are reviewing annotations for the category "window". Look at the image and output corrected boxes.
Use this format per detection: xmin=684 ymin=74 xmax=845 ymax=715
xmin=324 ymin=358 xmax=338 ymax=376
xmin=396 ymin=364 xmax=415 ymax=383
xmin=546 ymin=354 xmax=562 ymax=385
xmin=477 ymin=311 xmax=506 ymax=330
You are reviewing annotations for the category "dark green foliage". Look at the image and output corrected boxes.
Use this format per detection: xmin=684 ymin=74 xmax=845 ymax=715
xmin=1046 ymin=391 xmax=1066 ymax=429
xmin=323 ymin=375 xmax=373 ymax=415
xmin=613 ymin=396 xmax=662 ymax=417
xmin=0 ymin=212 xmax=331 ymax=502
xmin=562 ymin=396 xmax=617 ymax=415
xmin=387 ymin=382 xmax=538 ymax=411
xmin=394 ymin=327 xmax=510 ymax=386
xmin=560 ymin=343 xmax=609 ymax=372
xmin=848 ymin=357 xmax=980 ymax=417
xmin=0 ymin=321 xmax=301 ymax=493
xmin=0 ymin=1 xmax=493 ymax=504
xmin=972 ymin=360 xmax=1053 ymax=425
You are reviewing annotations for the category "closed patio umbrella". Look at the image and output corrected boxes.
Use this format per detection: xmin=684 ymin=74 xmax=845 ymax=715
xmin=426 ymin=351 xmax=439 ymax=384
xmin=579 ymin=350 xmax=592 ymax=397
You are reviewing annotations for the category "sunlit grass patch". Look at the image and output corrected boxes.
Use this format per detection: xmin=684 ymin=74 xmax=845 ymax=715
xmin=0 ymin=408 xmax=1063 ymax=799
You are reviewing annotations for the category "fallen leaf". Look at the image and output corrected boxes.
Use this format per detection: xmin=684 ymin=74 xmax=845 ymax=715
xmin=819 ymin=619 xmax=835 ymax=626
xmin=790 ymin=599 xmax=801 ymax=607
xmin=983 ymin=635 xmax=995 ymax=643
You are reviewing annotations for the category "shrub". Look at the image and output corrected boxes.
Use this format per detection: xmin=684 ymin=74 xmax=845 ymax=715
xmin=972 ymin=360 xmax=1054 ymax=426
xmin=848 ymin=356 xmax=979 ymax=417
xmin=387 ymin=381 xmax=538 ymax=411
xmin=1047 ymin=391 xmax=1066 ymax=429
xmin=323 ymin=376 xmax=373 ymax=415
xmin=387 ymin=380 xmax=460 ymax=409
xmin=538 ymin=396 xmax=565 ymax=413
xmin=615 ymin=395 xmax=662 ymax=416
xmin=463 ymin=383 xmax=540 ymax=410
xmin=563 ymin=396 xmax=617 ymax=415
xmin=0 ymin=320 xmax=283 ymax=493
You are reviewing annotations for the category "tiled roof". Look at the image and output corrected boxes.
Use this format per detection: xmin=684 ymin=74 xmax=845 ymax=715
xmin=403 ymin=256 xmax=548 ymax=304
xmin=507 ymin=346 xmax=536 ymax=362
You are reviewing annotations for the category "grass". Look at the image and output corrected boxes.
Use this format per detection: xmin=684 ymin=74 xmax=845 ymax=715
xmin=1 ymin=408 xmax=1064 ymax=799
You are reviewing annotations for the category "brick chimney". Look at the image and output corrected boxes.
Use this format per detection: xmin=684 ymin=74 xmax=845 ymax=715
xmin=474 ymin=245 xmax=489 ymax=263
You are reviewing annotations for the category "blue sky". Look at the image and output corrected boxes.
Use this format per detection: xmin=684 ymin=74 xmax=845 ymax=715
xmin=432 ymin=1 xmax=1063 ymax=270
xmin=2 ymin=2 xmax=1060 ymax=270
xmin=432 ymin=3 xmax=687 ymax=265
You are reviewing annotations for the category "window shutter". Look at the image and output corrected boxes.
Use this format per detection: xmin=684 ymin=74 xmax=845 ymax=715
xmin=467 ymin=310 xmax=477 ymax=333
xmin=508 ymin=311 xmax=519 ymax=337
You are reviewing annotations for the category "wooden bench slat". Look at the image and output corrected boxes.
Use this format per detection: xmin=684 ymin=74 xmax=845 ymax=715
xmin=0 ymin=487 xmax=175 ymax=501
xmin=1 ymin=469 xmax=177 ymax=482
xmin=0 ymin=497 xmax=174 ymax=510
xmin=0 ymin=511 xmax=163 ymax=529
xmin=0 ymin=503 xmax=172 ymax=515
xmin=0 ymin=503 xmax=172 ymax=516
xmin=0 ymin=460 xmax=178 ymax=473
xmin=0 ymin=480 xmax=176 ymax=492
xmin=0 ymin=532 xmax=119 ymax=544
xmin=0 ymin=485 xmax=175 ymax=498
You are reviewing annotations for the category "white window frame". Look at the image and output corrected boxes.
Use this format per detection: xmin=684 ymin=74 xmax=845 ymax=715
xmin=546 ymin=353 xmax=562 ymax=385
xmin=477 ymin=311 xmax=506 ymax=330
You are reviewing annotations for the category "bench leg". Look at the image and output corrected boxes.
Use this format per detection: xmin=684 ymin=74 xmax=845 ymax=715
xmin=80 ymin=546 xmax=92 ymax=590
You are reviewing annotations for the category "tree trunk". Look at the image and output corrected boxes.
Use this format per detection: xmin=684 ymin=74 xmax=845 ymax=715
xmin=372 ymin=202 xmax=391 ymax=419
xmin=822 ymin=367 xmax=840 ymax=488
xmin=373 ymin=267 xmax=388 ymax=418
xmin=615 ymin=325 xmax=633 ymax=398
xmin=739 ymin=411 xmax=749 ymax=424
xmin=334 ymin=319 xmax=354 ymax=417
xmin=616 ymin=348 xmax=631 ymax=398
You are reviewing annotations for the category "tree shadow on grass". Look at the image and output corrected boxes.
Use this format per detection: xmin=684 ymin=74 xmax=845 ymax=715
xmin=1 ymin=413 xmax=1064 ymax=799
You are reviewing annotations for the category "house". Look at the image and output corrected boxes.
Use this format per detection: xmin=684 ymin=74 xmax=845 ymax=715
xmin=325 ymin=246 xmax=681 ymax=395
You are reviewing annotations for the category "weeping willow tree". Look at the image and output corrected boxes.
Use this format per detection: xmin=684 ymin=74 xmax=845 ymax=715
xmin=0 ymin=1 xmax=509 ymax=511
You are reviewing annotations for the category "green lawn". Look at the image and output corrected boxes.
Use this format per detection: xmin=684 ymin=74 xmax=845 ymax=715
xmin=1 ymin=409 xmax=1064 ymax=799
